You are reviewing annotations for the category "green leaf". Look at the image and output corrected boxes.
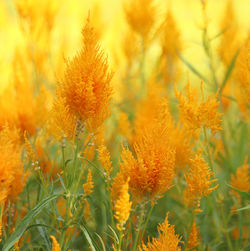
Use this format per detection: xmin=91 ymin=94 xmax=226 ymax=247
xmin=3 ymin=194 xmax=61 ymax=251
xmin=177 ymin=51 xmax=208 ymax=83
xmin=79 ymin=225 xmax=97 ymax=251
xmin=219 ymin=49 xmax=240 ymax=96
xmin=95 ymin=233 xmax=106 ymax=251
xmin=236 ymin=205 xmax=250 ymax=212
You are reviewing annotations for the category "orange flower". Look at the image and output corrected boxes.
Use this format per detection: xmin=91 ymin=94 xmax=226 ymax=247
xmin=114 ymin=179 xmax=132 ymax=231
xmin=50 ymin=235 xmax=61 ymax=251
xmin=0 ymin=125 xmax=29 ymax=203
xmin=57 ymin=16 xmax=113 ymax=132
xmin=187 ymin=222 xmax=200 ymax=249
xmin=120 ymin=97 xmax=175 ymax=202
xmin=124 ymin=0 xmax=157 ymax=43
xmin=98 ymin=144 xmax=113 ymax=179
xmin=230 ymin=160 xmax=250 ymax=203
xmin=184 ymin=153 xmax=218 ymax=212
xmin=175 ymin=82 xmax=222 ymax=137
xmin=83 ymin=169 xmax=94 ymax=196
xmin=140 ymin=213 xmax=181 ymax=251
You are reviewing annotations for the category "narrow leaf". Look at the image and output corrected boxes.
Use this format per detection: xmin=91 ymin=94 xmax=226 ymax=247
xmin=219 ymin=49 xmax=240 ymax=96
xmin=177 ymin=51 xmax=208 ymax=83
xmin=79 ymin=225 xmax=97 ymax=251
xmin=95 ymin=233 xmax=106 ymax=251
xmin=3 ymin=194 xmax=61 ymax=251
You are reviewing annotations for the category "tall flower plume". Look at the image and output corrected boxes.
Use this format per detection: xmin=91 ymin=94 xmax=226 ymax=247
xmin=175 ymin=82 xmax=222 ymax=137
xmin=56 ymin=15 xmax=113 ymax=133
xmin=120 ymin=96 xmax=175 ymax=202
xmin=184 ymin=153 xmax=218 ymax=212
xmin=140 ymin=213 xmax=181 ymax=251
xmin=114 ymin=179 xmax=132 ymax=231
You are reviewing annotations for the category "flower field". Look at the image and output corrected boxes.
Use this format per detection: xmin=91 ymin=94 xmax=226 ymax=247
xmin=0 ymin=0 xmax=249 ymax=250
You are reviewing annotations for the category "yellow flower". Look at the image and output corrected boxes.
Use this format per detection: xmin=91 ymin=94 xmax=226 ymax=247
xmin=57 ymin=16 xmax=113 ymax=132
xmin=120 ymin=97 xmax=175 ymax=202
xmin=124 ymin=0 xmax=157 ymax=43
xmin=50 ymin=235 xmax=61 ymax=251
xmin=84 ymin=200 xmax=91 ymax=221
xmin=83 ymin=169 xmax=94 ymax=196
xmin=140 ymin=213 xmax=181 ymax=251
xmin=98 ymin=144 xmax=113 ymax=178
xmin=0 ymin=125 xmax=28 ymax=203
xmin=114 ymin=179 xmax=132 ymax=231
xmin=175 ymin=82 xmax=222 ymax=137
xmin=230 ymin=159 xmax=250 ymax=203
xmin=184 ymin=153 xmax=218 ymax=211
xmin=187 ymin=222 xmax=200 ymax=249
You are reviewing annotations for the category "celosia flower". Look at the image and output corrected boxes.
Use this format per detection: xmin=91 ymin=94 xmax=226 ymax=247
xmin=50 ymin=235 xmax=61 ymax=251
xmin=184 ymin=153 xmax=218 ymax=212
xmin=84 ymin=200 xmax=91 ymax=221
xmin=124 ymin=0 xmax=157 ymax=43
xmin=120 ymin=97 xmax=175 ymax=202
xmin=98 ymin=144 xmax=113 ymax=179
xmin=48 ymin=97 xmax=77 ymax=142
xmin=140 ymin=213 xmax=181 ymax=251
xmin=117 ymin=111 xmax=132 ymax=142
xmin=157 ymin=10 xmax=182 ymax=85
xmin=0 ymin=125 xmax=28 ymax=203
xmin=187 ymin=222 xmax=200 ymax=249
xmin=83 ymin=169 xmax=94 ymax=196
xmin=57 ymin=16 xmax=113 ymax=132
xmin=114 ymin=179 xmax=132 ymax=231
xmin=230 ymin=160 xmax=250 ymax=203
xmin=175 ymin=82 xmax=222 ymax=137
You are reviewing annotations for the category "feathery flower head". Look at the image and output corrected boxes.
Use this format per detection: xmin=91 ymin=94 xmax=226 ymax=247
xmin=175 ymin=82 xmax=222 ymax=137
xmin=0 ymin=125 xmax=28 ymax=203
xmin=114 ymin=178 xmax=132 ymax=231
xmin=124 ymin=0 xmax=157 ymax=43
xmin=98 ymin=144 xmax=113 ymax=179
xmin=184 ymin=153 xmax=218 ymax=212
xmin=187 ymin=222 xmax=200 ymax=249
xmin=83 ymin=169 xmax=94 ymax=196
xmin=120 ymin=97 xmax=175 ymax=202
xmin=230 ymin=160 xmax=250 ymax=202
xmin=140 ymin=213 xmax=181 ymax=251
xmin=57 ymin=16 xmax=113 ymax=132
xmin=50 ymin=235 xmax=60 ymax=251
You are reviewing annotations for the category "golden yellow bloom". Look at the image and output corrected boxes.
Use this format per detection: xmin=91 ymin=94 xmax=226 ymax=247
xmin=24 ymin=131 xmax=37 ymax=163
xmin=119 ymin=93 xmax=175 ymax=202
xmin=114 ymin=179 xmax=132 ymax=231
xmin=117 ymin=111 xmax=132 ymax=142
xmin=111 ymin=171 xmax=125 ymax=203
xmin=84 ymin=200 xmax=91 ymax=221
xmin=158 ymin=9 xmax=182 ymax=85
xmin=50 ymin=235 xmax=61 ymax=251
xmin=184 ymin=153 xmax=218 ymax=211
xmin=140 ymin=213 xmax=181 ymax=251
xmin=187 ymin=222 xmax=200 ymax=249
xmin=98 ymin=144 xmax=113 ymax=178
xmin=230 ymin=160 xmax=250 ymax=202
xmin=57 ymin=16 xmax=113 ymax=132
xmin=0 ymin=125 xmax=28 ymax=203
xmin=83 ymin=169 xmax=94 ymax=196
xmin=48 ymin=97 xmax=77 ymax=142
xmin=175 ymin=83 xmax=222 ymax=137
xmin=124 ymin=0 xmax=157 ymax=43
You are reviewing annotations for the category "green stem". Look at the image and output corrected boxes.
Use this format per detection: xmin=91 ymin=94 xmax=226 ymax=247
xmin=140 ymin=203 xmax=154 ymax=244
xmin=118 ymin=230 xmax=123 ymax=251
xmin=132 ymin=206 xmax=145 ymax=251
